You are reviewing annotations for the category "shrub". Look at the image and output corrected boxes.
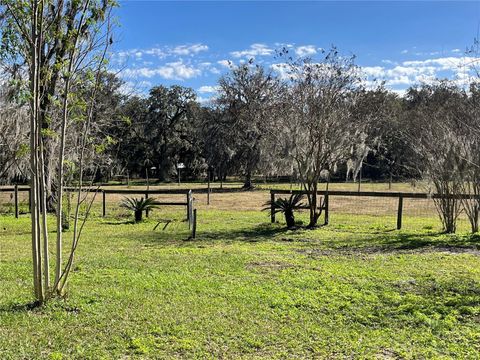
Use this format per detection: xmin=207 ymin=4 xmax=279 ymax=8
xmin=264 ymin=193 xmax=305 ymax=228
xmin=120 ymin=197 xmax=160 ymax=222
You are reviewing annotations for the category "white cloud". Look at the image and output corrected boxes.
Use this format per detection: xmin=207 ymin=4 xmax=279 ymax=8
xmin=361 ymin=56 xmax=480 ymax=89
xmin=274 ymin=42 xmax=294 ymax=48
xmin=159 ymin=61 xmax=202 ymax=80
xmin=117 ymin=43 xmax=479 ymax=95
xmin=116 ymin=47 xmax=166 ymax=61
xmin=196 ymin=95 xmax=214 ymax=104
xmin=114 ymin=43 xmax=209 ymax=63
xmin=209 ymin=67 xmax=221 ymax=74
xmin=230 ymin=43 xmax=274 ymax=58
xmin=402 ymin=57 xmax=477 ymax=71
xmin=119 ymin=80 xmax=152 ymax=95
xmin=401 ymin=49 xmax=409 ymax=54
xmin=295 ymin=45 xmax=317 ymax=57
xmin=390 ymin=88 xmax=407 ymax=97
xmin=362 ymin=66 xmax=385 ymax=78
xmin=171 ymin=43 xmax=209 ymax=56
xmin=381 ymin=59 xmax=397 ymax=65
xmin=198 ymin=85 xmax=220 ymax=94
xmin=195 ymin=62 xmax=223 ymax=75
xmin=143 ymin=48 xmax=166 ymax=58
xmin=122 ymin=61 xmax=202 ymax=80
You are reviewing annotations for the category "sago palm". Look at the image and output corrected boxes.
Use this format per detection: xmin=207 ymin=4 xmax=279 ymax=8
xmin=120 ymin=197 xmax=160 ymax=222
xmin=264 ymin=193 xmax=305 ymax=229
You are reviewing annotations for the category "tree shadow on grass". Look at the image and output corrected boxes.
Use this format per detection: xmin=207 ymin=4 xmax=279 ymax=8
xmin=200 ymin=223 xmax=289 ymax=242
xmin=298 ymin=230 xmax=480 ymax=257
xmin=112 ymin=222 xmax=291 ymax=246
xmin=0 ymin=301 xmax=42 ymax=314
xmin=0 ymin=298 xmax=82 ymax=315
xmin=390 ymin=232 xmax=479 ymax=252
xmin=102 ymin=215 xmax=480 ymax=255
xmin=101 ymin=219 xmax=136 ymax=225
xmin=202 ymin=221 xmax=480 ymax=255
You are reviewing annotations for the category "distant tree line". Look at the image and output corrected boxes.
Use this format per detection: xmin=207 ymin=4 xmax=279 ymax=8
xmin=1 ymin=41 xmax=480 ymax=231
xmin=0 ymin=55 xmax=422 ymax=186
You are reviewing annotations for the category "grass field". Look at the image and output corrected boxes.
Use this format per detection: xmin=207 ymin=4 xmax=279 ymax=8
xmin=1 ymin=184 xmax=480 ymax=359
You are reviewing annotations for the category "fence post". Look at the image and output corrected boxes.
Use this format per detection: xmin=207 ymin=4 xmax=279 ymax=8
xmin=145 ymin=192 xmax=149 ymax=218
xmin=192 ymin=208 xmax=197 ymax=239
xmin=324 ymin=193 xmax=329 ymax=225
xmin=187 ymin=190 xmax=192 ymax=224
xmin=397 ymin=195 xmax=403 ymax=230
xmin=102 ymin=190 xmax=106 ymax=217
xmin=189 ymin=197 xmax=195 ymax=230
xmin=270 ymin=191 xmax=275 ymax=223
xmin=190 ymin=195 xmax=195 ymax=225
xmin=14 ymin=185 xmax=19 ymax=218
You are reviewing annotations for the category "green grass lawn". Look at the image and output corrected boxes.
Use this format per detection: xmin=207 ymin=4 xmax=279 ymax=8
xmin=1 ymin=209 xmax=479 ymax=359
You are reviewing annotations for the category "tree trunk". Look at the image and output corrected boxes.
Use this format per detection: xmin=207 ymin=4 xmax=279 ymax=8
xmin=308 ymin=196 xmax=317 ymax=228
xmin=55 ymin=71 xmax=72 ymax=292
xmin=44 ymin=154 xmax=56 ymax=213
xmin=134 ymin=210 xmax=143 ymax=223
xmin=285 ymin=209 xmax=295 ymax=228
xmin=38 ymin=137 xmax=50 ymax=291
xmin=157 ymin=157 xmax=170 ymax=182
xmin=30 ymin=1 xmax=44 ymax=303
xmin=472 ymin=206 xmax=479 ymax=233
xmin=307 ymin=182 xmax=322 ymax=228
xmin=243 ymin=171 xmax=253 ymax=189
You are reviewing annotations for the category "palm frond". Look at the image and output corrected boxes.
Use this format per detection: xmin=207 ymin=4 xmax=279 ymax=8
xmin=120 ymin=196 xmax=161 ymax=211
xmin=262 ymin=193 xmax=305 ymax=212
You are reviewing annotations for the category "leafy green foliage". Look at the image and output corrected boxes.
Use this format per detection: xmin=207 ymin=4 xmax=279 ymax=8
xmin=216 ymin=61 xmax=281 ymax=187
xmin=109 ymin=85 xmax=204 ymax=181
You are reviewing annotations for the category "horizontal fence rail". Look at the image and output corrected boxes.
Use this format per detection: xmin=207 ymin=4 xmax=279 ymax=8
xmin=269 ymin=189 xmax=480 ymax=230
xmin=271 ymin=189 xmax=480 ymax=200
xmin=0 ymin=187 xmax=30 ymax=192
xmin=0 ymin=187 xmax=244 ymax=194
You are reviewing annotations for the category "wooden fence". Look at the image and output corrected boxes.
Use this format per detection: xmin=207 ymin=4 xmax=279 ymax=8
xmin=270 ymin=189 xmax=480 ymax=230
xmin=0 ymin=187 xmax=194 ymax=224
xmin=1 ymin=186 xmax=198 ymax=238
xmin=5 ymin=186 xmax=480 ymax=233
xmin=0 ymin=185 xmax=28 ymax=218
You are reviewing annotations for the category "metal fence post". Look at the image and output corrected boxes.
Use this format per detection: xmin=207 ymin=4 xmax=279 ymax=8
xmin=187 ymin=190 xmax=192 ymax=224
xmin=397 ymin=195 xmax=403 ymax=230
xmin=192 ymin=208 xmax=197 ymax=239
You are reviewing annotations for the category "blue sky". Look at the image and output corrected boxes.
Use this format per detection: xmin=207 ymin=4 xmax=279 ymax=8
xmin=112 ymin=1 xmax=480 ymax=99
